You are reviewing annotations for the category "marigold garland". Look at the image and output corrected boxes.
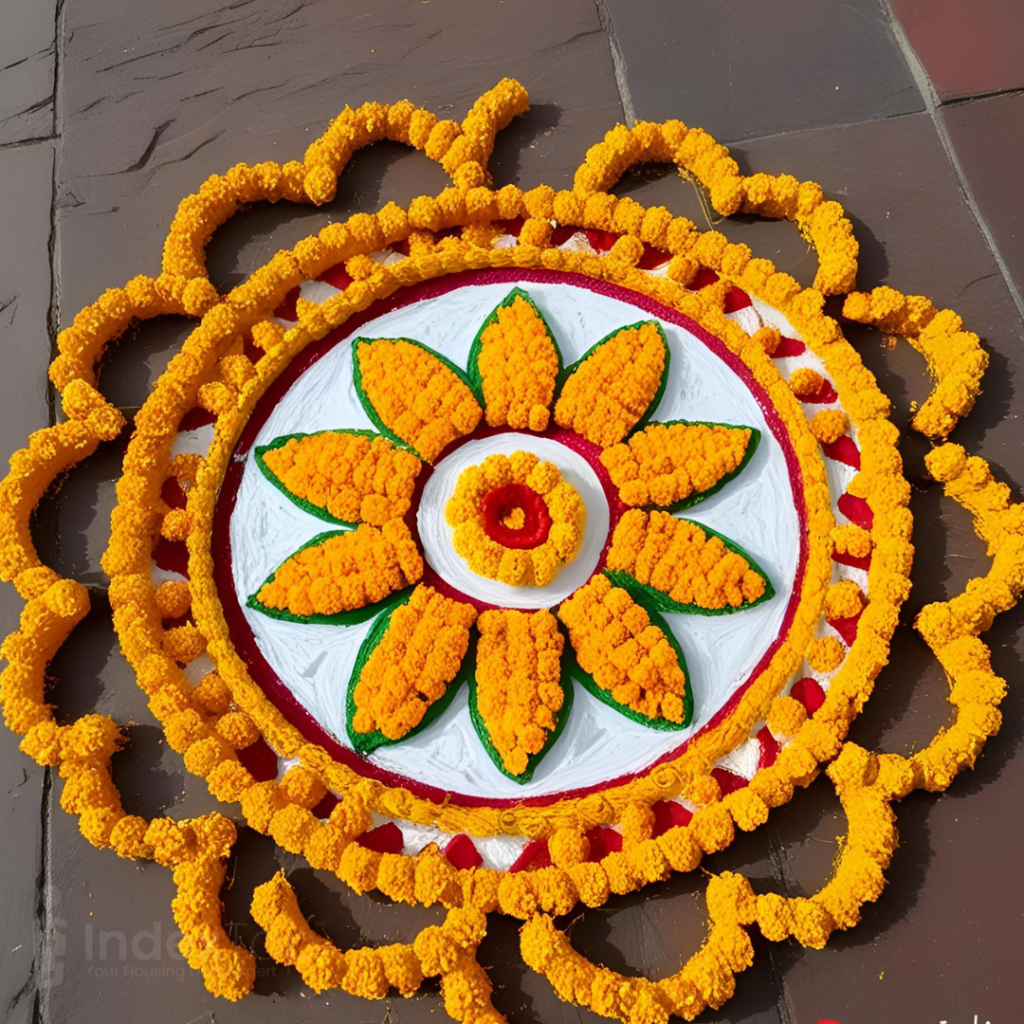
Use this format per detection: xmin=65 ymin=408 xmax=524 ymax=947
xmin=0 ymin=78 xmax=1013 ymax=1024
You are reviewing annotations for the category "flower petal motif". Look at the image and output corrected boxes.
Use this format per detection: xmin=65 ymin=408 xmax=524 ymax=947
xmin=256 ymin=430 xmax=422 ymax=526
xmin=445 ymin=451 xmax=585 ymax=586
xmin=470 ymin=609 xmax=571 ymax=782
xmin=554 ymin=320 xmax=668 ymax=448
xmin=468 ymin=288 xmax=561 ymax=431
xmin=347 ymin=585 xmax=477 ymax=752
xmin=605 ymin=510 xmax=772 ymax=614
xmin=557 ymin=574 xmax=690 ymax=728
xmin=248 ymin=520 xmax=423 ymax=624
xmin=353 ymin=338 xmax=482 ymax=462
xmin=600 ymin=420 xmax=759 ymax=511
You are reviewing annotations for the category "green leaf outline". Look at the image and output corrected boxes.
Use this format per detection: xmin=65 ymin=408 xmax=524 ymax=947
xmin=352 ymin=336 xmax=482 ymax=462
xmin=245 ymin=529 xmax=413 ymax=626
xmin=345 ymin=590 xmax=476 ymax=755
xmin=254 ymin=428 xmax=402 ymax=528
xmin=615 ymin=419 xmax=762 ymax=514
xmin=465 ymin=286 xmax=564 ymax=416
xmin=602 ymin=516 xmax=775 ymax=616
xmin=467 ymin=632 xmax=575 ymax=785
xmin=554 ymin=319 xmax=671 ymax=441
xmin=563 ymin=593 xmax=692 ymax=730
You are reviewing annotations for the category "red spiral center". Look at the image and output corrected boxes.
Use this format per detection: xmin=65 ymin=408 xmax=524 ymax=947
xmin=480 ymin=482 xmax=552 ymax=549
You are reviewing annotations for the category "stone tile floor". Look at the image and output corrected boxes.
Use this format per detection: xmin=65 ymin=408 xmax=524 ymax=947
xmin=1 ymin=2 xmax=1022 ymax=1022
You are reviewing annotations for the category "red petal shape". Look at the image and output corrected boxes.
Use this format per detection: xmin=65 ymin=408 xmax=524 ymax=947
xmin=790 ymin=677 xmax=827 ymax=715
xmin=756 ymin=726 xmax=780 ymax=770
xmin=652 ymin=799 xmax=693 ymax=838
xmin=802 ymin=379 xmax=839 ymax=404
xmin=312 ymin=792 xmax=339 ymax=820
xmin=584 ymin=228 xmax=618 ymax=252
xmin=161 ymin=476 xmax=188 ymax=510
xmin=724 ymin=287 xmax=753 ymax=313
xmin=178 ymin=406 xmax=217 ymax=432
xmin=509 ymin=838 xmax=551 ymax=873
xmin=550 ymin=224 xmax=577 ymax=246
xmin=481 ymin=482 xmax=552 ymax=549
xmin=837 ymin=493 xmax=874 ymax=529
xmin=445 ymin=833 xmax=483 ymax=870
xmin=273 ymin=285 xmax=301 ymax=321
xmin=638 ymin=243 xmax=670 ymax=270
xmin=496 ymin=217 xmax=524 ymax=238
xmin=832 ymin=549 xmax=871 ymax=571
xmin=690 ymin=267 xmax=719 ymax=290
xmin=585 ymin=826 xmax=624 ymax=860
xmin=237 ymin=738 xmax=278 ymax=782
xmin=152 ymin=538 xmax=189 ymax=577
xmin=773 ymin=336 xmax=806 ymax=357
xmin=822 ymin=435 xmax=861 ymax=469
xmin=828 ymin=612 xmax=861 ymax=647
xmin=317 ymin=264 xmax=353 ymax=291
xmin=711 ymin=767 xmax=749 ymax=795
xmin=358 ymin=822 xmax=404 ymax=855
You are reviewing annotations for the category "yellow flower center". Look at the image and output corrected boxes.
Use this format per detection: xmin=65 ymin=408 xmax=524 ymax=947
xmin=445 ymin=450 xmax=585 ymax=587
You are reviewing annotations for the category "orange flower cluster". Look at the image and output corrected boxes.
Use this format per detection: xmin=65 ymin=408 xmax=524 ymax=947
xmin=825 ymin=580 xmax=865 ymax=620
xmin=256 ymin=521 xmax=423 ymax=618
xmin=789 ymin=367 xmax=824 ymax=399
xmin=809 ymin=409 xmax=848 ymax=446
xmin=558 ymin=575 xmax=686 ymax=722
xmin=807 ymin=636 xmax=845 ymax=674
xmin=600 ymin=421 xmax=753 ymax=508
xmin=356 ymin=339 xmax=482 ymax=462
xmin=475 ymin=610 xmax=565 ymax=776
xmin=476 ymin=292 xmax=559 ymax=431
xmin=831 ymin=523 xmax=872 ymax=560
xmin=554 ymin=322 xmax=666 ymax=447
xmin=352 ymin=586 xmax=476 ymax=741
xmin=608 ymin=510 xmax=767 ymax=610
xmin=260 ymin=431 xmax=421 ymax=525
xmin=446 ymin=451 xmax=584 ymax=586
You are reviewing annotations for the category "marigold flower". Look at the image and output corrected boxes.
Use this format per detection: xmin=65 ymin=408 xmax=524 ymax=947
xmin=807 ymin=636 xmax=845 ymax=674
xmin=600 ymin=421 xmax=753 ymax=508
xmin=558 ymin=574 xmax=687 ymax=722
xmin=352 ymin=585 xmax=476 ymax=741
xmin=554 ymin=321 xmax=667 ymax=447
xmin=789 ymin=366 xmax=824 ymax=399
xmin=474 ymin=609 xmax=565 ymax=777
xmin=259 ymin=431 xmax=421 ymax=525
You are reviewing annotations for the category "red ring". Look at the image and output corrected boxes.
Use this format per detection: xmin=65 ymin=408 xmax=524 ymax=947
xmin=481 ymin=482 xmax=552 ymax=548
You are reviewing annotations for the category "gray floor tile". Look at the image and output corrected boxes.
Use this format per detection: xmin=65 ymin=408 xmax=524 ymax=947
xmin=891 ymin=0 xmax=1024 ymax=101
xmin=0 ymin=0 xmax=57 ymax=146
xmin=944 ymin=91 xmax=1024 ymax=302
xmin=600 ymin=0 xmax=923 ymax=142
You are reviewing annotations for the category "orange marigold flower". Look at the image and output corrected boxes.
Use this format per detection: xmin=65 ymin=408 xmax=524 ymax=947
xmin=825 ymin=580 xmax=865 ymax=620
xmin=255 ymin=520 xmax=423 ymax=618
xmin=789 ymin=367 xmax=825 ymax=399
xmin=355 ymin=339 xmax=482 ymax=461
xmin=809 ymin=408 xmax=849 ymax=445
xmin=600 ymin=421 xmax=753 ymax=508
xmin=446 ymin=451 xmax=585 ymax=587
xmin=474 ymin=609 xmax=565 ymax=776
xmin=475 ymin=292 xmax=559 ymax=431
xmin=831 ymin=523 xmax=873 ymax=560
xmin=807 ymin=635 xmax=845 ymax=673
xmin=557 ymin=574 xmax=687 ymax=722
xmin=352 ymin=585 xmax=476 ymax=741
xmin=554 ymin=321 xmax=666 ymax=447
xmin=260 ymin=431 xmax=421 ymax=525
xmin=607 ymin=510 xmax=767 ymax=610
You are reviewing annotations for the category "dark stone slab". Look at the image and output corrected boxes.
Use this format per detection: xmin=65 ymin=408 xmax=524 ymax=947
xmin=0 ymin=0 xmax=56 ymax=145
xmin=0 ymin=138 xmax=55 ymax=1024
xmin=944 ymin=91 xmax=1024 ymax=302
xmin=57 ymin=0 xmax=624 ymax=318
xmin=598 ymin=0 xmax=923 ymax=142
xmin=891 ymin=0 xmax=1024 ymax=101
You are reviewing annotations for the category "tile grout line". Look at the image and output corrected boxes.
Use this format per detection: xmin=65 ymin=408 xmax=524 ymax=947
xmin=37 ymin=2 xmax=67 ymax=1022
xmin=882 ymin=0 xmax=1024 ymax=324
xmin=593 ymin=0 xmax=635 ymax=127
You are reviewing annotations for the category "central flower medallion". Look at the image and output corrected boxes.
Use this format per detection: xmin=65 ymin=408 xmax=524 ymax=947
xmin=446 ymin=451 xmax=585 ymax=586
xmin=234 ymin=279 xmax=782 ymax=788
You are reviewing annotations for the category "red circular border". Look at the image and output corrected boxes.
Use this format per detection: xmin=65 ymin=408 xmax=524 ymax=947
xmin=211 ymin=268 xmax=808 ymax=808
